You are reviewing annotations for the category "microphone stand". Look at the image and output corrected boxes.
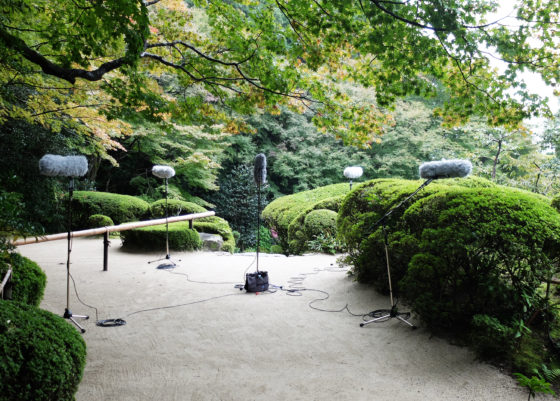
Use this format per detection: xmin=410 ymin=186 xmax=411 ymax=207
xmin=63 ymin=177 xmax=89 ymax=333
xmin=148 ymin=177 xmax=178 ymax=269
xmin=360 ymin=178 xmax=433 ymax=329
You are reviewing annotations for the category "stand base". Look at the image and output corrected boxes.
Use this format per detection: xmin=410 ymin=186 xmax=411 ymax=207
xmin=360 ymin=305 xmax=416 ymax=329
xmin=64 ymin=308 xmax=89 ymax=333
xmin=149 ymin=254 xmax=179 ymax=269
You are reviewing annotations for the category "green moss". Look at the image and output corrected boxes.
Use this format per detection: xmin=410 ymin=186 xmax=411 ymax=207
xmin=512 ymin=332 xmax=548 ymax=374
xmin=0 ymin=253 xmax=46 ymax=307
xmin=0 ymin=300 xmax=87 ymax=401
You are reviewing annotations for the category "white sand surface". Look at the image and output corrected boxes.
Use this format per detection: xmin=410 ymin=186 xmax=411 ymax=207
xmin=17 ymin=237 xmax=544 ymax=401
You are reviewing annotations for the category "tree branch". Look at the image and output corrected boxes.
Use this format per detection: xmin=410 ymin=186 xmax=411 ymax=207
xmin=0 ymin=27 xmax=129 ymax=84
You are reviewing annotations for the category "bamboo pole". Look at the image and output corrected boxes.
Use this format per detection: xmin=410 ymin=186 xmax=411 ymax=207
xmin=1 ymin=268 xmax=12 ymax=299
xmin=11 ymin=211 xmax=215 ymax=246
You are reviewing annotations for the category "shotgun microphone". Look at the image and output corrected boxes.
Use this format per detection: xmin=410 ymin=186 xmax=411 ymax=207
xmin=254 ymin=153 xmax=267 ymax=186
xmin=39 ymin=154 xmax=88 ymax=177
xmin=419 ymin=159 xmax=472 ymax=180
xmin=152 ymin=165 xmax=176 ymax=179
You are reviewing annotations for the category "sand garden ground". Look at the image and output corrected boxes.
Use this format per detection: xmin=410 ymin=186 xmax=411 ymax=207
xmin=17 ymin=237 xmax=547 ymax=401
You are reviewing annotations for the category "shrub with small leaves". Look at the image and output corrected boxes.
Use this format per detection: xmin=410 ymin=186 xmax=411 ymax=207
xmin=0 ymin=300 xmax=87 ymax=401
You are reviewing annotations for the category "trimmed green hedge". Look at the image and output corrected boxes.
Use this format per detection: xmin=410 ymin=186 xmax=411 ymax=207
xmin=149 ymin=199 xmax=206 ymax=218
xmin=262 ymin=183 xmax=350 ymax=253
xmin=0 ymin=300 xmax=87 ymax=401
xmin=400 ymin=187 xmax=560 ymax=332
xmin=0 ymin=253 xmax=46 ymax=306
xmin=121 ymin=222 xmax=202 ymax=251
xmin=72 ymin=191 xmax=149 ymax=228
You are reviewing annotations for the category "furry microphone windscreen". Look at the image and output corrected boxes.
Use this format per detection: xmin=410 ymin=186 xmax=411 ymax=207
xmin=419 ymin=159 xmax=472 ymax=179
xmin=152 ymin=165 xmax=176 ymax=179
xmin=39 ymin=154 xmax=88 ymax=177
xmin=254 ymin=153 xmax=267 ymax=186
xmin=343 ymin=166 xmax=363 ymax=180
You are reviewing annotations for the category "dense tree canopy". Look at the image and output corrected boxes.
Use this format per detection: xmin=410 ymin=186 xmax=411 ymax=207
xmin=1 ymin=0 xmax=559 ymax=152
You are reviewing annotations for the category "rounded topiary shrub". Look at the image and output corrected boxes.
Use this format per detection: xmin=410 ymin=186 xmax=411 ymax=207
xmin=399 ymin=187 xmax=560 ymax=333
xmin=304 ymin=209 xmax=338 ymax=238
xmin=121 ymin=222 xmax=202 ymax=251
xmin=337 ymin=177 xmax=499 ymax=289
xmin=0 ymin=300 xmax=87 ymax=401
xmin=72 ymin=191 xmax=149 ymax=228
xmin=0 ymin=253 xmax=46 ymax=306
xmin=87 ymin=214 xmax=114 ymax=228
xmin=149 ymin=199 xmax=207 ymax=218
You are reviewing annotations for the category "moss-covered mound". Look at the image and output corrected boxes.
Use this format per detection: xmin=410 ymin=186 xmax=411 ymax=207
xmin=0 ymin=300 xmax=87 ymax=401
xmin=262 ymin=183 xmax=350 ymax=253
xmin=121 ymin=222 xmax=202 ymax=251
xmin=0 ymin=253 xmax=46 ymax=306
xmin=72 ymin=191 xmax=149 ymax=228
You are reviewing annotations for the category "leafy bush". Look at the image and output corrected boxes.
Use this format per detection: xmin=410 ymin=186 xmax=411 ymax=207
xmin=0 ymin=253 xmax=46 ymax=307
xmin=270 ymin=244 xmax=283 ymax=254
xmin=399 ymin=187 xmax=560 ymax=334
xmin=0 ymin=300 xmax=87 ymax=401
xmin=262 ymin=183 xmax=350 ymax=253
xmin=470 ymin=314 xmax=516 ymax=359
xmin=121 ymin=222 xmax=202 ymax=251
xmin=72 ymin=191 xmax=149 ymax=228
xmin=87 ymin=214 xmax=114 ymax=228
xmin=149 ymin=199 xmax=206 ymax=218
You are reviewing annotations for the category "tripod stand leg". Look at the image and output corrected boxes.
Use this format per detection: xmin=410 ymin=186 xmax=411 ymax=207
xmin=396 ymin=315 xmax=417 ymax=329
xmin=68 ymin=316 xmax=87 ymax=333
xmin=360 ymin=313 xmax=391 ymax=327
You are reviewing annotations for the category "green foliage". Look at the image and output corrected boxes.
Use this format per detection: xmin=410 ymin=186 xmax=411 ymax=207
xmin=0 ymin=300 xmax=87 ymax=401
xmin=514 ymin=373 xmax=556 ymax=400
xmin=262 ymin=183 xmax=350 ymax=252
xmin=270 ymin=245 xmax=283 ymax=254
xmin=87 ymin=214 xmax=114 ymax=228
xmin=470 ymin=314 xmax=515 ymax=360
xmin=336 ymin=177 xmax=493 ymax=283
xmin=121 ymin=222 xmax=202 ymax=251
xmin=212 ymin=164 xmax=264 ymax=250
xmin=72 ymin=191 xmax=150 ymax=228
xmin=0 ymin=253 xmax=46 ymax=307
xmin=149 ymin=199 xmax=206 ymax=218
xmin=399 ymin=187 xmax=560 ymax=333
xmin=512 ymin=332 xmax=549 ymax=375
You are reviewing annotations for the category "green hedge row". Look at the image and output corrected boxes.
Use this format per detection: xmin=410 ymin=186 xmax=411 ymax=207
xmin=262 ymin=183 xmax=350 ymax=254
xmin=121 ymin=222 xmax=202 ymax=251
xmin=72 ymin=191 xmax=149 ymax=228
xmin=0 ymin=300 xmax=87 ymax=401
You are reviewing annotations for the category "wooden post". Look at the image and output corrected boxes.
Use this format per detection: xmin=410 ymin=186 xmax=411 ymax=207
xmin=103 ymin=232 xmax=109 ymax=272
